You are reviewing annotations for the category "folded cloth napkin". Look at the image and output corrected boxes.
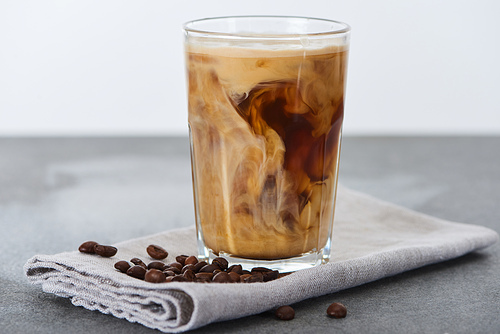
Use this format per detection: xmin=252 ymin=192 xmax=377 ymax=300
xmin=24 ymin=186 xmax=498 ymax=333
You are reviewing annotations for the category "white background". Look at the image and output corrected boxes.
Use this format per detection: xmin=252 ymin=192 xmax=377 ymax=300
xmin=1 ymin=0 xmax=499 ymax=136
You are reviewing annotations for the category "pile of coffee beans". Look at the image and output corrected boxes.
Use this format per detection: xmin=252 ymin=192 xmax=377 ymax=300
xmin=78 ymin=241 xmax=280 ymax=284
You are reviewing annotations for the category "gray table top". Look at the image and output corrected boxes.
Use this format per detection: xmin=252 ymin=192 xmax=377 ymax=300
xmin=1 ymin=136 xmax=499 ymax=334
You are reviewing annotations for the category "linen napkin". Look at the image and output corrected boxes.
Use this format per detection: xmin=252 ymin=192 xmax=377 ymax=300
xmin=24 ymin=186 xmax=498 ymax=333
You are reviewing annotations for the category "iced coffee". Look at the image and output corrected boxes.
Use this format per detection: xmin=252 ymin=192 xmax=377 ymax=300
xmin=184 ymin=17 xmax=350 ymax=270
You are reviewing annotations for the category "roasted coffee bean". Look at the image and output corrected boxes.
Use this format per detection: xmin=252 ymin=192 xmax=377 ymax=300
xmin=228 ymin=272 xmax=240 ymax=283
xmin=130 ymin=258 xmax=147 ymax=269
xmin=263 ymin=270 xmax=279 ymax=282
xmin=198 ymin=264 xmax=218 ymax=273
xmin=240 ymin=274 xmax=252 ymax=282
xmin=251 ymin=267 xmax=272 ymax=274
xmin=181 ymin=264 xmax=196 ymax=274
xmin=145 ymin=269 xmax=166 ymax=283
xmin=165 ymin=266 xmax=181 ymax=275
xmin=127 ymin=265 xmax=146 ymax=280
xmin=164 ymin=270 xmax=176 ymax=277
xmin=185 ymin=255 xmax=198 ymax=265
xmin=327 ymin=303 xmax=347 ymax=318
xmin=175 ymin=255 xmax=189 ymax=266
xmin=147 ymin=244 xmax=168 ymax=260
xmin=94 ymin=244 xmax=117 ymax=257
xmin=195 ymin=272 xmax=213 ymax=280
xmin=148 ymin=261 xmax=167 ymax=271
xmin=183 ymin=269 xmax=196 ymax=281
xmin=241 ymin=270 xmax=251 ymax=275
xmin=212 ymin=257 xmax=228 ymax=271
xmin=167 ymin=262 xmax=183 ymax=271
xmin=212 ymin=271 xmax=231 ymax=283
xmin=275 ymin=305 xmax=295 ymax=320
xmin=193 ymin=261 xmax=207 ymax=273
xmin=244 ymin=272 xmax=263 ymax=283
xmin=114 ymin=260 xmax=131 ymax=273
xmin=171 ymin=275 xmax=188 ymax=282
xmin=165 ymin=276 xmax=174 ymax=282
xmin=79 ymin=241 xmax=98 ymax=254
xmin=227 ymin=264 xmax=243 ymax=275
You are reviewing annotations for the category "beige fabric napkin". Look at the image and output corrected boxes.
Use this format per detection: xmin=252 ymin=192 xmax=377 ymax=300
xmin=24 ymin=186 xmax=498 ymax=333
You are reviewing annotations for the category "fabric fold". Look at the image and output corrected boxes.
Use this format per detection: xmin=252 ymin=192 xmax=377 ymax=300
xmin=24 ymin=187 xmax=498 ymax=333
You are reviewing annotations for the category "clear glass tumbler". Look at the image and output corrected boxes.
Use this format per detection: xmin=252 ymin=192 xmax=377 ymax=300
xmin=184 ymin=16 xmax=350 ymax=272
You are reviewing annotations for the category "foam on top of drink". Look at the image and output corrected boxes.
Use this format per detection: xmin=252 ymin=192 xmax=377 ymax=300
xmin=185 ymin=37 xmax=348 ymax=58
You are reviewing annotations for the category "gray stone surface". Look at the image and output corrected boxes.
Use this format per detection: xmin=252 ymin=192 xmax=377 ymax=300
xmin=0 ymin=136 xmax=499 ymax=333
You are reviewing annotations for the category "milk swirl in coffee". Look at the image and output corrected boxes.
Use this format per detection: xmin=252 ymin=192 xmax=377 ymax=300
xmin=187 ymin=41 xmax=348 ymax=260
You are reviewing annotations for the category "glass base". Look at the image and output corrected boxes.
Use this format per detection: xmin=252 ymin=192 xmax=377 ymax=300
xmin=198 ymin=245 xmax=331 ymax=273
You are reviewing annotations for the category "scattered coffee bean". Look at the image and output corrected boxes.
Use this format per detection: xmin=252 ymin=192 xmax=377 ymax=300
xmin=195 ymin=272 xmax=213 ymax=280
xmin=165 ymin=266 xmax=181 ymax=275
xmin=251 ymin=267 xmax=272 ymax=274
xmin=148 ymin=261 xmax=167 ymax=271
xmin=228 ymin=271 xmax=241 ymax=283
xmin=193 ymin=261 xmax=208 ymax=273
xmin=165 ymin=276 xmax=174 ymax=282
xmin=168 ymin=262 xmax=183 ymax=271
xmin=164 ymin=270 xmax=176 ymax=277
xmin=145 ymin=269 xmax=166 ymax=283
xmin=147 ymin=244 xmax=168 ymax=260
xmin=227 ymin=264 xmax=243 ymax=275
xmin=185 ymin=255 xmax=198 ymax=265
xmin=78 ymin=241 xmax=98 ymax=254
xmin=114 ymin=260 xmax=131 ymax=273
xmin=181 ymin=264 xmax=196 ymax=274
xmin=127 ymin=265 xmax=146 ymax=280
xmin=183 ymin=269 xmax=196 ymax=281
xmin=263 ymin=270 xmax=279 ymax=282
xmin=130 ymin=258 xmax=147 ymax=269
xmin=94 ymin=244 xmax=117 ymax=257
xmin=171 ymin=275 xmax=188 ymax=282
xmin=212 ymin=257 xmax=228 ymax=271
xmin=175 ymin=255 xmax=189 ymax=266
xmin=212 ymin=271 xmax=231 ymax=283
xmin=241 ymin=270 xmax=251 ymax=275
xmin=327 ymin=303 xmax=347 ymax=318
xmin=275 ymin=305 xmax=295 ymax=320
xmin=198 ymin=264 xmax=218 ymax=273
xmin=240 ymin=274 xmax=252 ymax=282
xmin=244 ymin=272 xmax=263 ymax=283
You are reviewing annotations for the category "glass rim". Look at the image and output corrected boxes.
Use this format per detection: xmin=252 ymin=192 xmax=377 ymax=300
xmin=183 ymin=15 xmax=350 ymax=39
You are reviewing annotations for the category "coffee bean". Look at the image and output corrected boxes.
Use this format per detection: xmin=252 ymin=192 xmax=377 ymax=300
xmin=164 ymin=270 xmax=176 ymax=277
xmin=212 ymin=271 xmax=231 ymax=283
xmin=114 ymin=260 xmax=131 ymax=273
xmin=244 ymin=272 xmax=263 ymax=283
xmin=94 ymin=244 xmax=117 ymax=257
xmin=130 ymin=258 xmax=147 ymax=269
xmin=175 ymin=255 xmax=189 ymax=266
xmin=241 ymin=270 xmax=251 ymax=275
xmin=327 ymin=303 xmax=347 ymax=318
xmin=147 ymin=244 xmax=168 ymax=260
xmin=165 ymin=266 xmax=181 ymax=275
xmin=275 ymin=305 xmax=295 ymax=320
xmin=185 ymin=255 xmax=198 ymax=265
xmin=195 ymin=272 xmax=213 ymax=280
xmin=165 ymin=276 xmax=174 ymax=282
xmin=251 ymin=267 xmax=272 ymax=274
xmin=171 ymin=275 xmax=188 ymax=282
xmin=167 ymin=262 xmax=183 ymax=271
xmin=198 ymin=264 xmax=217 ymax=273
xmin=148 ymin=261 xmax=167 ymax=271
xmin=78 ymin=241 xmax=98 ymax=254
xmin=227 ymin=264 xmax=243 ymax=275
xmin=240 ymin=274 xmax=252 ymax=282
xmin=183 ymin=269 xmax=196 ymax=281
xmin=193 ymin=261 xmax=207 ymax=273
xmin=181 ymin=264 xmax=196 ymax=274
xmin=145 ymin=269 xmax=166 ymax=283
xmin=127 ymin=265 xmax=146 ymax=279
xmin=263 ymin=270 xmax=279 ymax=282
xmin=212 ymin=257 xmax=228 ymax=271
xmin=228 ymin=272 xmax=240 ymax=283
